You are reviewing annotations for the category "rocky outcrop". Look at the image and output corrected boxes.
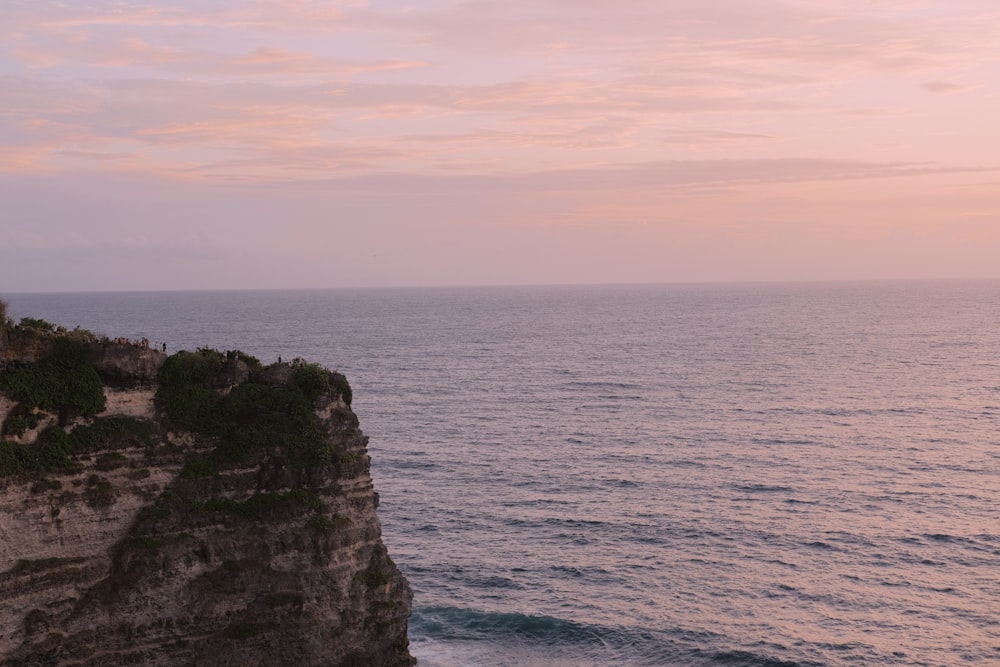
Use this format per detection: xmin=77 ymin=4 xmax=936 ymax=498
xmin=87 ymin=344 xmax=167 ymax=385
xmin=0 ymin=331 xmax=413 ymax=666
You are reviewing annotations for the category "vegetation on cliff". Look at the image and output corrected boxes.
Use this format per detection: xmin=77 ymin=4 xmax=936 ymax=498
xmin=1 ymin=308 xmax=98 ymax=351
xmin=0 ymin=310 xmax=106 ymax=446
xmin=0 ymin=311 xmax=413 ymax=666
xmin=0 ymin=336 xmax=107 ymax=452
xmin=0 ymin=322 xmax=355 ymax=480
xmin=0 ymin=416 xmax=153 ymax=477
xmin=155 ymin=349 xmax=352 ymax=476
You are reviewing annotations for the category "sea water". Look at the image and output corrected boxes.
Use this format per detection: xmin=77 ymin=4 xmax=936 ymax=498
xmin=5 ymin=281 xmax=999 ymax=666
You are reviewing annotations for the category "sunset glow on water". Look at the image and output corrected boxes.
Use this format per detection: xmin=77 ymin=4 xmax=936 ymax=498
xmin=8 ymin=282 xmax=999 ymax=665
xmin=4 ymin=1 xmax=1000 ymax=663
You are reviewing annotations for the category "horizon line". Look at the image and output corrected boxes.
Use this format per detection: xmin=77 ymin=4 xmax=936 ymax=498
xmin=4 ymin=275 xmax=1000 ymax=297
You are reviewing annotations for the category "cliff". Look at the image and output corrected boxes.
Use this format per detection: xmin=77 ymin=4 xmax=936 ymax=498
xmin=0 ymin=322 xmax=414 ymax=666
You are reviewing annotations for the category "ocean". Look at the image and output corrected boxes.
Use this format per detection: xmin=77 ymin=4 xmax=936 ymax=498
xmin=4 ymin=281 xmax=999 ymax=666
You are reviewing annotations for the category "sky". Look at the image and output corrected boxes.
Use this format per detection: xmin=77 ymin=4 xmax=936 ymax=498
xmin=1 ymin=0 xmax=999 ymax=292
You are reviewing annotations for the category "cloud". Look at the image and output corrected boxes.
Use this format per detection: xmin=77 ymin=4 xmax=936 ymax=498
xmin=1 ymin=1 xmax=357 ymax=33
xmin=3 ymin=231 xmax=226 ymax=262
xmin=4 ymin=0 xmax=998 ymax=185
xmin=921 ymin=80 xmax=975 ymax=94
xmin=2 ymin=1 xmax=1000 ymax=288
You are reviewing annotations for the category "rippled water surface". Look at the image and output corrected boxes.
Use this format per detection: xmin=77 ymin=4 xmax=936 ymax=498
xmin=7 ymin=281 xmax=1000 ymax=666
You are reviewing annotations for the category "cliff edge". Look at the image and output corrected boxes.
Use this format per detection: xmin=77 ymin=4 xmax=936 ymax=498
xmin=0 ymin=317 xmax=414 ymax=666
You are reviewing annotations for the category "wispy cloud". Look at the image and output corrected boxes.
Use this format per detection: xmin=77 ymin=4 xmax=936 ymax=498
xmin=2 ymin=1 xmax=999 ymax=288
xmin=921 ymin=80 xmax=976 ymax=94
xmin=3 ymin=0 xmax=998 ymax=181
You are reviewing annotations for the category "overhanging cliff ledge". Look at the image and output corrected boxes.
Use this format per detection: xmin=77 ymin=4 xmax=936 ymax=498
xmin=0 ymin=317 xmax=414 ymax=666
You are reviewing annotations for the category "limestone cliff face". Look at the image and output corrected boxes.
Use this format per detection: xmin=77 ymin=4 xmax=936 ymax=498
xmin=0 ymin=333 xmax=413 ymax=666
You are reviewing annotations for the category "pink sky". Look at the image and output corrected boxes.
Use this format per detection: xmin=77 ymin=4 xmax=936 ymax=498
xmin=2 ymin=0 xmax=998 ymax=291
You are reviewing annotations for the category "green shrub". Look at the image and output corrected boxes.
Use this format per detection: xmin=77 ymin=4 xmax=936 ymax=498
xmin=0 ymin=403 xmax=42 ymax=437
xmin=306 ymin=513 xmax=350 ymax=533
xmin=17 ymin=317 xmax=54 ymax=332
xmin=143 ymin=442 xmax=181 ymax=460
xmin=29 ymin=478 xmax=62 ymax=494
xmin=290 ymin=362 xmax=331 ymax=402
xmin=148 ymin=347 xmax=359 ymax=527
xmin=0 ymin=426 xmax=71 ymax=477
xmin=0 ymin=415 xmax=157 ymax=478
xmin=213 ymin=382 xmax=329 ymax=467
xmin=0 ymin=338 xmax=105 ymax=424
xmin=0 ymin=427 xmax=72 ymax=476
xmin=225 ymin=350 xmax=261 ymax=367
xmin=0 ymin=442 xmax=22 ymax=477
xmin=94 ymin=452 xmax=128 ymax=471
xmin=157 ymin=353 xmax=333 ymax=468
xmin=66 ymin=326 xmax=98 ymax=342
xmin=289 ymin=361 xmax=352 ymax=406
xmin=194 ymin=489 xmax=323 ymax=522
xmin=363 ymin=564 xmax=390 ymax=588
xmin=84 ymin=479 xmax=115 ymax=508
xmin=155 ymin=350 xmax=226 ymax=432
xmin=306 ymin=514 xmax=336 ymax=533
xmin=180 ymin=456 xmax=217 ymax=479
xmin=156 ymin=348 xmax=349 ymax=467
xmin=330 ymin=373 xmax=352 ymax=406
xmin=68 ymin=416 xmax=154 ymax=454
xmin=24 ymin=608 xmax=49 ymax=634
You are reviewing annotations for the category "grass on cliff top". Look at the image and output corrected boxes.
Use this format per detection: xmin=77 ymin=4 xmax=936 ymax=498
xmin=155 ymin=349 xmax=351 ymax=470
xmin=1 ymin=300 xmax=97 ymax=349
xmin=0 ymin=330 xmax=353 ymax=480
xmin=2 ymin=312 xmax=99 ymax=347
xmin=0 ymin=338 xmax=106 ymax=434
xmin=0 ymin=315 xmax=160 ymax=477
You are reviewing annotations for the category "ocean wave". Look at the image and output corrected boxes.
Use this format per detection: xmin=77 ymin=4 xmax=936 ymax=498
xmin=408 ymin=606 xmax=821 ymax=667
xmin=562 ymin=381 xmax=644 ymax=390
xmin=463 ymin=575 xmax=525 ymax=590
xmin=735 ymin=484 xmax=794 ymax=493
xmin=409 ymin=606 xmax=640 ymax=646
xmin=710 ymin=649 xmax=812 ymax=667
